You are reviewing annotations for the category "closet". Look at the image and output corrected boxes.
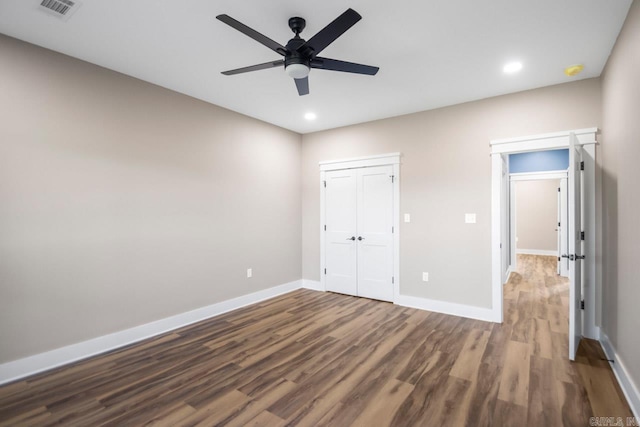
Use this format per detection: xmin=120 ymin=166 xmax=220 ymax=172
xmin=320 ymin=154 xmax=399 ymax=302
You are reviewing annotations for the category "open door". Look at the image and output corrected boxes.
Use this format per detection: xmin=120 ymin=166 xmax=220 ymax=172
xmin=559 ymin=178 xmax=569 ymax=277
xmin=556 ymin=177 xmax=569 ymax=277
xmin=568 ymin=133 xmax=583 ymax=360
xmin=557 ymin=184 xmax=561 ymax=275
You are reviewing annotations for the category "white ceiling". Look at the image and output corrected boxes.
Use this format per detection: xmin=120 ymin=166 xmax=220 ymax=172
xmin=0 ymin=0 xmax=632 ymax=134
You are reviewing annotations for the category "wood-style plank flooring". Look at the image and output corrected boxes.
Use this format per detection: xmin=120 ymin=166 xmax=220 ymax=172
xmin=0 ymin=255 xmax=633 ymax=426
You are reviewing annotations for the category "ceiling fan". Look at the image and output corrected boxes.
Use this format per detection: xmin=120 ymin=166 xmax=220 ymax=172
xmin=216 ymin=8 xmax=379 ymax=96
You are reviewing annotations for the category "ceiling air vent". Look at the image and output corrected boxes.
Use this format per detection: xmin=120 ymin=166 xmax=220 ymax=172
xmin=39 ymin=0 xmax=81 ymax=20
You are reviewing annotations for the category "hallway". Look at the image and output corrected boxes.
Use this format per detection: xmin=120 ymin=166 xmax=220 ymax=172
xmin=502 ymin=254 xmax=633 ymax=423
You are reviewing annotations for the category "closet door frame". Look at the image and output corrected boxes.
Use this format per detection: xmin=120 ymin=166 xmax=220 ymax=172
xmin=319 ymin=153 xmax=401 ymax=302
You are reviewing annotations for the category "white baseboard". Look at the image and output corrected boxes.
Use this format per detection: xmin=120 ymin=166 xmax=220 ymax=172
xmin=302 ymin=279 xmax=324 ymax=291
xmin=0 ymin=279 xmax=302 ymax=386
xmin=516 ymin=249 xmax=558 ymax=256
xmin=504 ymin=267 xmax=515 ymax=284
xmin=395 ymin=294 xmax=499 ymax=323
xmin=600 ymin=332 xmax=640 ymax=418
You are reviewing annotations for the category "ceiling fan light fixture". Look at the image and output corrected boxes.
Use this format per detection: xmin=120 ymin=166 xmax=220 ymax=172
xmin=285 ymin=63 xmax=310 ymax=79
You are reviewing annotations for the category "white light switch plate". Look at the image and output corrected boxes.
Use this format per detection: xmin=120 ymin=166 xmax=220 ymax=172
xmin=247 ymin=268 xmax=252 ymax=278
xmin=465 ymin=213 xmax=476 ymax=224
xmin=404 ymin=213 xmax=411 ymax=223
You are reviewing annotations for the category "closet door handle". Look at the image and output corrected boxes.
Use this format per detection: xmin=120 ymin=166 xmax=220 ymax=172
xmin=358 ymin=236 xmax=365 ymax=241
xmin=347 ymin=236 xmax=356 ymax=241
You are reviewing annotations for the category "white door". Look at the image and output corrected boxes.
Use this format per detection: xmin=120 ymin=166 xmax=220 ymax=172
xmin=356 ymin=166 xmax=394 ymax=302
xmin=325 ymin=169 xmax=358 ymax=296
xmin=323 ymin=165 xmax=394 ymax=302
xmin=557 ymin=184 xmax=562 ymax=275
xmin=568 ymin=133 xmax=583 ymax=360
xmin=559 ymin=177 xmax=569 ymax=277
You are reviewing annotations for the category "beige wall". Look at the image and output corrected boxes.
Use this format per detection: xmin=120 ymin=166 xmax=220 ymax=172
xmin=0 ymin=35 xmax=302 ymax=363
xmin=601 ymin=0 xmax=640 ymax=397
xmin=302 ymin=79 xmax=601 ymax=309
xmin=515 ymin=180 xmax=560 ymax=252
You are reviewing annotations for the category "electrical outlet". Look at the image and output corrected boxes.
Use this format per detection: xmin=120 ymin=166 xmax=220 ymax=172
xmin=247 ymin=268 xmax=252 ymax=278
xmin=422 ymin=272 xmax=429 ymax=282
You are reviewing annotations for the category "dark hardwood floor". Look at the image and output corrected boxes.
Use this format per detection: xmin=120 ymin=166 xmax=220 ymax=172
xmin=0 ymin=255 xmax=633 ymax=426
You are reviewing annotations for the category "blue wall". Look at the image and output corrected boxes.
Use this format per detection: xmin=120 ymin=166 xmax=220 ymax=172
xmin=509 ymin=149 xmax=569 ymax=173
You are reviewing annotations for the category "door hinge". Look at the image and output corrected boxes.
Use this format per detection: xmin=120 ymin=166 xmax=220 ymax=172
xmin=392 ymin=276 xmax=394 ymax=284
xmin=324 ymin=268 xmax=327 ymax=275
xmin=580 ymin=300 xmax=585 ymax=310
xmin=390 ymin=175 xmax=395 ymax=183
xmin=324 ymin=225 xmax=326 ymax=231
xmin=392 ymin=226 xmax=394 ymax=233
xmin=580 ymin=161 xmax=585 ymax=171
xmin=580 ymin=231 xmax=585 ymax=240
xmin=323 ymin=180 xmax=326 ymax=188
xmin=558 ymin=222 xmax=561 ymax=227
xmin=558 ymin=187 xmax=561 ymax=192
xmin=558 ymin=256 xmax=561 ymax=261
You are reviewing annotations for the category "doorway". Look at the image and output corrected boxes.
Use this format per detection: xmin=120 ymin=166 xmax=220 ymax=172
xmin=490 ymin=128 xmax=599 ymax=360
xmin=320 ymin=153 xmax=401 ymax=303
xmin=509 ymin=170 xmax=569 ymax=278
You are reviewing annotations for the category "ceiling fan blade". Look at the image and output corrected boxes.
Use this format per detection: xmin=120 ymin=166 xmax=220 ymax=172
xmin=311 ymin=57 xmax=379 ymax=75
xmin=216 ymin=14 xmax=288 ymax=56
xmin=221 ymin=60 xmax=284 ymax=76
xmin=294 ymin=77 xmax=309 ymax=96
xmin=299 ymin=8 xmax=361 ymax=56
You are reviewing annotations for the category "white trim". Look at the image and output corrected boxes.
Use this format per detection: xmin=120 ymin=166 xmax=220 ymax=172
xmin=516 ymin=249 xmax=558 ymax=256
xmin=396 ymin=295 xmax=499 ymax=323
xmin=392 ymin=161 xmax=400 ymax=302
xmin=302 ymin=279 xmax=323 ymax=291
xmin=510 ymin=178 xmax=517 ymax=272
xmin=319 ymin=153 xmax=401 ymax=303
xmin=510 ymin=170 xmax=568 ymax=181
xmin=319 ymin=152 xmax=401 ymax=171
xmin=505 ymin=267 xmax=515 ymax=283
xmin=490 ymin=128 xmax=598 ymax=154
xmin=581 ymin=144 xmax=598 ymax=340
xmin=0 ymin=280 xmax=302 ymax=385
xmin=491 ymin=153 xmax=504 ymax=322
xmin=491 ymin=127 xmax=598 ymax=145
xmin=600 ymin=333 xmax=640 ymax=418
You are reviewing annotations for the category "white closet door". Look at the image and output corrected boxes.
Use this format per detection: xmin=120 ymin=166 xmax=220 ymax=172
xmin=356 ymin=166 xmax=394 ymax=302
xmin=325 ymin=169 xmax=358 ymax=296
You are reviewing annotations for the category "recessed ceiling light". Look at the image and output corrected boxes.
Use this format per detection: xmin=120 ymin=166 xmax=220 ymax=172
xmin=564 ymin=64 xmax=584 ymax=77
xmin=503 ymin=61 xmax=523 ymax=74
xmin=304 ymin=112 xmax=317 ymax=121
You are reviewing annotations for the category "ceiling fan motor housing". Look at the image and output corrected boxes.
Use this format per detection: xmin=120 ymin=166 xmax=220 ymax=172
xmin=285 ymin=36 xmax=311 ymax=78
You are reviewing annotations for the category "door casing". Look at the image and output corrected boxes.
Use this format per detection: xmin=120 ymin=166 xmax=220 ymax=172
xmin=490 ymin=128 xmax=599 ymax=340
